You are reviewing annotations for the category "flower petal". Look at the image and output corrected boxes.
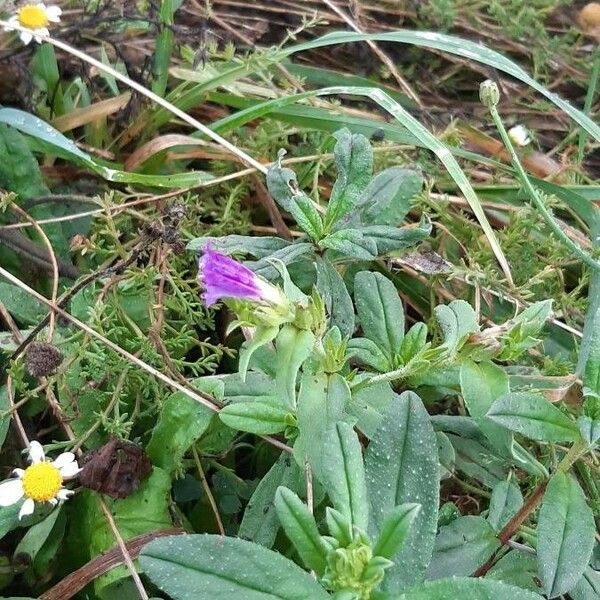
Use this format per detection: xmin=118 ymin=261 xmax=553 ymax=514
xmin=56 ymin=488 xmax=73 ymax=501
xmin=53 ymin=452 xmax=75 ymax=470
xmin=46 ymin=6 xmax=62 ymax=21
xmin=12 ymin=468 xmax=25 ymax=478
xmin=58 ymin=462 xmax=81 ymax=478
xmin=48 ymin=498 xmax=58 ymax=506
xmin=28 ymin=441 xmax=45 ymax=464
xmin=19 ymin=31 xmax=33 ymax=45
xmin=0 ymin=479 xmax=24 ymax=506
xmin=33 ymin=27 xmax=49 ymax=42
xmin=18 ymin=498 xmax=35 ymax=520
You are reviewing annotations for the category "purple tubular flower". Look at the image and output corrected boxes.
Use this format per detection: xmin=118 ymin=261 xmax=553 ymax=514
xmin=198 ymin=245 xmax=280 ymax=307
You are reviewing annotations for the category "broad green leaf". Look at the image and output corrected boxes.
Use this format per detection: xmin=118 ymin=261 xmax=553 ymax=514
xmin=354 ymin=167 xmax=422 ymax=227
xmin=326 ymin=128 xmax=373 ymax=227
xmin=322 ymin=422 xmax=368 ymax=531
xmin=68 ymin=468 xmax=172 ymax=598
xmin=0 ymin=283 xmax=46 ymax=326
xmin=390 ymin=577 xmax=544 ymax=599
xmin=0 ymin=387 xmax=11 ymax=451
xmin=239 ymin=453 xmax=303 ymax=547
xmin=571 ymin=566 xmax=600 ymax=600
xmin=247 ymin=243 xmax=314 ymax=280
xmin=348 ymin=381 xmax=396 ymax=439
xmin=459 ymin=360 xmax=512 ymax=454
xmin=434 ymin=300 xmax=479 ymax=354
xmin=140 ymin=534 xmax=330 ymax=599
xmin=445 ymin=433 xmax=506 ymax=489
xmin=486 ymin=392 xmax=579 ymax=443
xmin=265 ymin=162 xmax=323 ymax=239
xmin=146 ymin=389 xmax=214 ymax=474
xmin=315 ymin=259 xmax=355 ymax=337
xmin=537 ymin=472 xmax=595 ymax=598
xmin=347 ymin=338 xmax=390 ymax=372
xmin=426 ymin=516 xmax=500 ymax=579
xmin=219 ymin=398 xmax=291 ymax=435
xmin=275 ymin=325 xmax=315 ymax=408
xmin=238 ymin=326 xmax=280 ymax=381
xmin=365 ymin=391 xmax=439 ymax=592
xmin=578 ymin=415 xmax=600 ymax=447
xmin=488 ymin=549 xmax=540 ymax=592
xmin=436 ymin=431 xmax=455 ymax=480
xmin=320 ymin=228 xmax=377 ymax=260
xmin=360 ymin=221 xmax=431 ymax=254
xmin=487 ymin=480 xmax=523 ymax=532
xmin=373 ymin=503 xmax=420 ymax=560
xmin=354 ymin=271 xmax=404 ymax=363
xmin=186 ymin=235 xmax=291 ymax=257
xmin=13 ymin=507 xmax=64 ymax=571
xmin=274 ymin=487 xmax=328 ymax=575
xmin=294 ymin=372 xmax=352 ymax=481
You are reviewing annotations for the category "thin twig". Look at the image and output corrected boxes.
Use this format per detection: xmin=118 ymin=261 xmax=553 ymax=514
xmin=192 ymin=446 xmax=225 ymax=535
xmin=9 ymin=203 xmax=59 ymax=341
xmin=99 ymin=498 xmax=149 ymax=600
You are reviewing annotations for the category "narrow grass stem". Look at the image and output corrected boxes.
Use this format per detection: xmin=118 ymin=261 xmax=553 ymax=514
xmin=489 ymin=104 xmax=600 ymax=272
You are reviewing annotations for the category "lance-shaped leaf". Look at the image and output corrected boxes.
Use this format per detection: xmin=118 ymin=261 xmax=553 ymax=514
xmin=219 ymin=398 xmax=291 ymax=435
xmin=274 ymin=487 xmax=328 ymax=575
xmin=373 ymin=503 xmax=420 ymax=560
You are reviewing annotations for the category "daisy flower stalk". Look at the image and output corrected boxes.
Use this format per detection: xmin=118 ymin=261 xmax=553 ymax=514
xmin=3 ymin=3 xmax=62 ymax=45
xmin=198 ymin=245 xmax=294 ymax=328
xmin=0 ymin=441 xmax=80 ymax=519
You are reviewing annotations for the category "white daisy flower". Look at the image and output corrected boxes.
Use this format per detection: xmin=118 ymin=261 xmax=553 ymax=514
xmin=0 ymin=441 xmax=80 ymax=520
xmin=3 ymin=3 xmax=62 ymax=45
xmin=508 ymin=124 xmax=532 ymax=147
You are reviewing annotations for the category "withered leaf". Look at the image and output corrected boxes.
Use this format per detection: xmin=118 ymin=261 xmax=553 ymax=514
xmin=79 ymin=438 xmax=152 ymax=499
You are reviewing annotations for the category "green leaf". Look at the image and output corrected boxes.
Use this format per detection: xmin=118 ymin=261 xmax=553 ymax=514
xmin=320 ymin=228 xmax=377 ymax=260
xmin=426 ymin=516 xmax=500 ymax=579
xmin=239 ymin=453 xmax=303 ymax=547
xmin=140 ymin=534 xmax=330 ymax=599
xmin=459 ymin=360 xmax=512 ymax=454
xmin=0 ymin=388 xmax=11 ymax=451
xmin=434 ymin=300 xmax=479 ymax=354
xmin=348 ymin=381 xmax=396 ymax=439
xmin=354 ymin=271 xmax=404 ymax=363
xmin=326 ymin=128 xmax=373 ymax=227
xmin=347 ymin=338 xmax=390 ymax=372
xmin=186 ymin=235 xmax=291 ymax=256
xmin=274 ymin=487 xmax=328 ymax=575
xmin=364 ymin=391 xmax=439 ymax=592
xmin=315 ymin=259 xmax=355 ymax=337
xmin=486 ymin=392 xmax=579 ymax=443
xmin=322 ymin=422 xmax=368 ymax=532
xmin=353 ymin=167 xmax=422 ymax=227
xmin=68 ymin=468 xmax=172 ymax=598
xmin=219 ymin=398 xmax=291 ymax=434
xmin=373 ymin=503 xmax=420 ymax=560
xmin=146 ymin=388 xmax=214 ymax=473
xmin=239 ymin=326 xmax=280 ymax=381
xmin=487 ymin=480 xmax=523 ymax=532
xmin=13 ymin=507 xmax=64 ymax=571
xmin=578 ymin=415 xmax=600 ymax=447
xmin=537 ymin=472 xmax=595 ymax=598
xmin=294 ymin=372 xmax=352 ymax=481
xmin=247 ymin=243 xmax=314 ymax=280
xmin=360 ymin=221 xmax=431 ymax=254
xmin=275 ymin=325 xmax=316 ymax=408
xmin=325 ymin=507 xmax=353 ymax=547
xmin=488 ymin=549 xmax=540 ymax=593
xmin=266 ymin=161 xmax=323 ymax=239
xmin=570 ymin=566 xmax=600 ymax=600
xmin=390 ymin=577 xmax=544 ymax=599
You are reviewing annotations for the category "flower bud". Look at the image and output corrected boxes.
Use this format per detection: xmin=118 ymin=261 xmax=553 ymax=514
xmin=508 ymin=124 xmax=532 ymax=147
xmin=479 ymin=79 xmax=500 ymax=108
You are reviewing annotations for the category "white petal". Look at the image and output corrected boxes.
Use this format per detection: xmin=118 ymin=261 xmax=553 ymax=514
xmin=18 ymin=498 xmax=35 ymax=520
xmin=33 ymin=28 xmax=49 ymax=42
xmin=56 ymin=488 xmax=73 ymax=501
xmin=53 ymin=452 xmax=75 ymax=470
xmin=28 ymin=441 xmax=45 ymax=464
xmin=48 ymin=498 xmax=58 ymax=506
xmin=36 ymin=2 xmax=48 ymax=8
xmin=46 ymin=6 xmax=62 ymax=21
xmin=0 ymin=479 xmax=24 ymax=506
xmin=19 ymin=31 xmax=33 ymax=45
xmin=3 ymin=16 xmax=18 ymax=31
xmin=11 ymin=469 xmax=24 ymax=478
xmin=59 ymin=462 xmax=81 ymax=478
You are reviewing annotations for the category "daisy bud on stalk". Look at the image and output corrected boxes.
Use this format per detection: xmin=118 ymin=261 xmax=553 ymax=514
xmin=507 ymin=124 xmax=532 ymax=147
xmin=198 ymin=245 xmax=294 ymax=328
xmin=3 ymin=3 xmax=62 ymax=45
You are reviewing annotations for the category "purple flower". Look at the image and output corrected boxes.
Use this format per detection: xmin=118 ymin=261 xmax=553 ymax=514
xmin=198 ymin=245 xmax=281 ymax=308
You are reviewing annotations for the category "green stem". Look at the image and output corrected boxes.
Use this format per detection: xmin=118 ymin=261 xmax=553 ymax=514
xmin=577 ymin=47 xmax=600 ymax=170
xmin=489 ymin=104 xmax=600 ymax=273
xmin=350 ymin=364 xmax=411 ymax=392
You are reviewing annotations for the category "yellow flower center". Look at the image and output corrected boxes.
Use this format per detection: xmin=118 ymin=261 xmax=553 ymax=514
xmin=17 ymin=5 xmax=49 ymax=29
xmin=22 ymin=462 xmax=62 ymax=502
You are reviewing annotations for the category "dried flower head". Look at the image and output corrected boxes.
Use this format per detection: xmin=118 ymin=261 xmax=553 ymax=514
xmin=24 ymin=342 xmax=63 ymax=377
